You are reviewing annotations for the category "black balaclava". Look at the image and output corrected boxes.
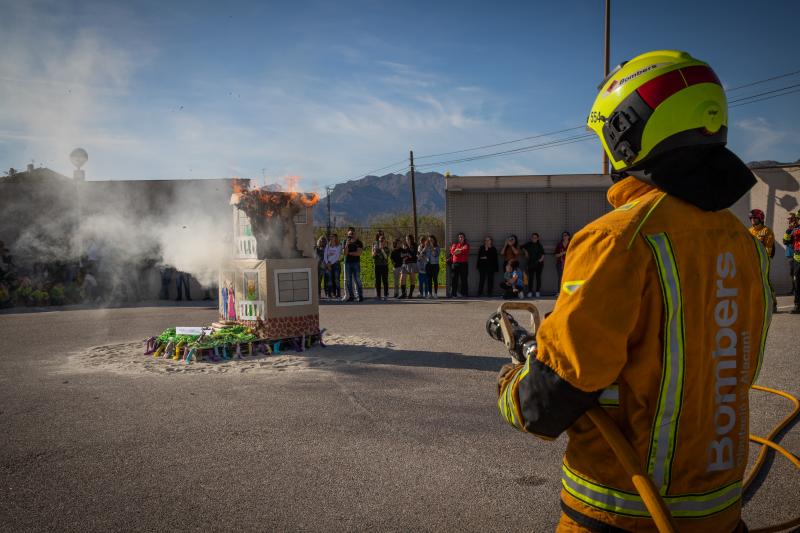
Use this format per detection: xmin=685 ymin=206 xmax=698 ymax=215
xmin=619 ymin=145 xmax=756 ymax=211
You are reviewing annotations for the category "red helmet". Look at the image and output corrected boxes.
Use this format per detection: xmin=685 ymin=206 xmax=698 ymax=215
xmin=749 ymin=209 xmax=765 ymax=223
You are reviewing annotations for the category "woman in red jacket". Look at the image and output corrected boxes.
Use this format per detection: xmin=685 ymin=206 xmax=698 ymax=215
xmin=449 ymin=232 xmax=470 ymax=298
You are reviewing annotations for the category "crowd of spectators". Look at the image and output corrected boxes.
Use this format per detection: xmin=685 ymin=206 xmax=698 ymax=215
xmin=315 ymin=227 xmax=443 ymax=302
xmin=473 ymin=231 xmax=569 ymax=299
xmin=313 ymin=228 xmax=574 ymax=302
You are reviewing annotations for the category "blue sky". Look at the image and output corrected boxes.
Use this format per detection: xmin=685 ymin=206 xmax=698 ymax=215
xmin=1 ymin=0 xmax=798 ymax=190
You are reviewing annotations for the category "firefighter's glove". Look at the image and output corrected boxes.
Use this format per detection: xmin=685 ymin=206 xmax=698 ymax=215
xmin=497 ymin=363 xmax=523 ymax=397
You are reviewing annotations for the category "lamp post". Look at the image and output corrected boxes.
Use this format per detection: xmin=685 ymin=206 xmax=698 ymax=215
xmin=325 ymin=185 xmax=334 ymax=236
xmin=410 ymin=150 xmax=418 ymax=241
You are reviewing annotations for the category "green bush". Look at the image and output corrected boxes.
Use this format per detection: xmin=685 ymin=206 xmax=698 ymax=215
xmin=49 ymin=284 xmax=66 ymax=305
xmin=13 ymin=285 xmax=33 ymax=306
xmin=326 ymin=250 xmax=448 ymax=290
xmin=315 ymin=214 xmax=449 ymax=291
xmin=31 ymin=289 xmax=49 ymax=306
xmin=0 ymin=285 xmax=10 ymax=307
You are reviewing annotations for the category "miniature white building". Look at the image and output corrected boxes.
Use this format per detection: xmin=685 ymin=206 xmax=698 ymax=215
xmin=219 ymin=190 xmax=319 ymax=340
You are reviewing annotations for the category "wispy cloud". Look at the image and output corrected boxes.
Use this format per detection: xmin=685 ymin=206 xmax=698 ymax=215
xmin=732 ymin=117 xmax=796 ymax=161
xmin=0 ymin=1 xmax=150 ymax=172
xmin=0 ymin=5 xmax=595 ymax=188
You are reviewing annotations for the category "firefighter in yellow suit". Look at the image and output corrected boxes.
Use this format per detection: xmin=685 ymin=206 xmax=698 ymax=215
xmin=748 ymin=208 xmax=778 ymax=312
xmin=497 ymin=50 xmax=772 ymax=532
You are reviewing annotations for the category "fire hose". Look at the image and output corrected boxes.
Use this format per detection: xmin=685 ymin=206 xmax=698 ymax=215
xmin=489 ymin=301 xmax=800 ymax=533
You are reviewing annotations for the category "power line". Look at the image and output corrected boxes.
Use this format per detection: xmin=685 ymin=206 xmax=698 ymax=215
xmin=728 ymin=82 xmax=800 ymax=104
xmin=730 ymin=86 xmax=800 ymax=108
xmin=413 ymin=80 xmax=800 ymax=169
xmin=355 ymin=158 xmax=409 ymax=178
xmin=415 ymin=134 xmax=595 ymax=169
xmin=416 ymin=133 xmax=594 ymax=168
xmin=410 ymin=70 xmax=800 ymax=168
xmin=414 ymin=79 xmax=800 ymax=171
xmin=726 ymin=69 xmax=800 ymax=92
xmin=337 ymin=69 xmax=800 ymax=179
xmin=414 ymin=125 xmax=586 ymax=160
xmin=422 ymin=135 xmax=595 ymax=169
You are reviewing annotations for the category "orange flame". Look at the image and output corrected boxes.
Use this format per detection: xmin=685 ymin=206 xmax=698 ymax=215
xmin=231 ymin=175 xmax=319 ymax=218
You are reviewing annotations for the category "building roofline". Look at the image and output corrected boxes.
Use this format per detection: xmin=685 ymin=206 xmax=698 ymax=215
xmin=447 ymin=173 xmax=607 ymax=179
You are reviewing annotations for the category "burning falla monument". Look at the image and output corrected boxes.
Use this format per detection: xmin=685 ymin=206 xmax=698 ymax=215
xmin=219 ymin=179 xmax=321 ymax=341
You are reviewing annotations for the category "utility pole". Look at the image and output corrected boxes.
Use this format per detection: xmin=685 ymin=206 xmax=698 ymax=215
xmin=602 ymin=0 xmax=611 ymax=176
xmin=409 ymin=150 xmax=418 ymax=240
xmin=325 ymin=185 xmax=334 ymax=236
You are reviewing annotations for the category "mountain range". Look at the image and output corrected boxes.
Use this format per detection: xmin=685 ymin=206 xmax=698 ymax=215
xmin=314 ymin=171 xmax=445 ymax=226
xmin=747 ymin=158 xmax=800 ymax=169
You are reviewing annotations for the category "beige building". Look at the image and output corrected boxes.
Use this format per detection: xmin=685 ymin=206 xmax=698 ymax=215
xmin=732 ymin=164 xmax=800 ymax=295
xmin=446 ymin=168 xmax=800 ymax=296
xmin=446 ymin=174 xmax=612 ymax=295
xmin=0 ymin=165 xmax=242 ymax=299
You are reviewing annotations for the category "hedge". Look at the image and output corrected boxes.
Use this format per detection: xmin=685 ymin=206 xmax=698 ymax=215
xmin=319 ymin=250 xmax=449 ymax=290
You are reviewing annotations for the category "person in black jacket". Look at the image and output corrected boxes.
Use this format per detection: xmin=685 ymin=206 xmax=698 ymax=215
xmin=521 ymin=232 xmax=545 ymax=298
xmin=476 ymin=236 xmax=498 ymax=297
xmin=390 ymin=238 xmax=404 ymax=299
xmin=400 ymin=235 xmax=418 ymax=298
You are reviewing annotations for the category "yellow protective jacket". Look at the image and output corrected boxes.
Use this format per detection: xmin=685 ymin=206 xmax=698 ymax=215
xmin=498 ymin=177 xmax=772 ymax=532
xmin=748 ymin=224 xmax=775 ymax=258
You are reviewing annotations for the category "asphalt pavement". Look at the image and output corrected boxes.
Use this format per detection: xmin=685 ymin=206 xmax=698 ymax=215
xmin=0 ymin=295 xmax=798 ymax=532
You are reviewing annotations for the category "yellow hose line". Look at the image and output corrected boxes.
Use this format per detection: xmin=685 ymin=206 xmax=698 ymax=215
xmin=746 ymin=385 xmax=800 ymax=533
xmin=745 ymin=385 xmax=800 ymax=491
xmin=587 ymin=406 xmax=679 ymax=533
xmin=748 ymin=435 xmax=800 ymax=469
xmin=587 ymin=385 xmax=799 ymax=533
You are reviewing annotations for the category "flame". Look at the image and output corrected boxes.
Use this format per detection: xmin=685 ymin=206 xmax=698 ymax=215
xmin=280 ymin=175 xmax=320 ymax=207
xmin=283 ymin=175 xmax=301 ymax=193
xmin=232 ymin=177 xmax=248 ymax=194
xmin=231 ymin=174 xmax=319 ymax=219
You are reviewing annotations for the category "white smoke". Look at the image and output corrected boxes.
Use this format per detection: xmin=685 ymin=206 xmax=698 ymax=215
xmin=5 ymin=177 xmax=234 ymax=300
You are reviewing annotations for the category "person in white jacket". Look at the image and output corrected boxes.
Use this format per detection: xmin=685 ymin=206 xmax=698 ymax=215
xmin=323 ymin=234 xmax=342 ymax=299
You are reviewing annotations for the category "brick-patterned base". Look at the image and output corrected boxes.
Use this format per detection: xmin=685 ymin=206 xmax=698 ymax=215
xmin=241 ymin=314 xmax=320 ymax=341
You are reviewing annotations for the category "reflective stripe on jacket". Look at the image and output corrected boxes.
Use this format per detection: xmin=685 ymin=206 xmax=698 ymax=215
xmin=499 ymin=177 xmax=770 ymax=532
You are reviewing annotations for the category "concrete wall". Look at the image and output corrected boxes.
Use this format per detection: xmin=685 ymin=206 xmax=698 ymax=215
xmin=445 ymin=174 xmax=611 ymax=295
xmin=446 ymin=167 xmax=800 ymax=296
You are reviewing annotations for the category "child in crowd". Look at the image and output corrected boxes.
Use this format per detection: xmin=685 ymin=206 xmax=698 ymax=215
xmin=499 ymin=260 xmax=524 ymax=299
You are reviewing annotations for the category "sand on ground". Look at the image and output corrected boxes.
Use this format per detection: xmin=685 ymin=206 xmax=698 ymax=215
xmin=65 ymin=333 xmax=395 ymax=375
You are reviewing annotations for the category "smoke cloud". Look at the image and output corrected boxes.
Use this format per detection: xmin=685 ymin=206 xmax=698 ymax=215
xmin=3 ymin=177 xmax=235 ymax=299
